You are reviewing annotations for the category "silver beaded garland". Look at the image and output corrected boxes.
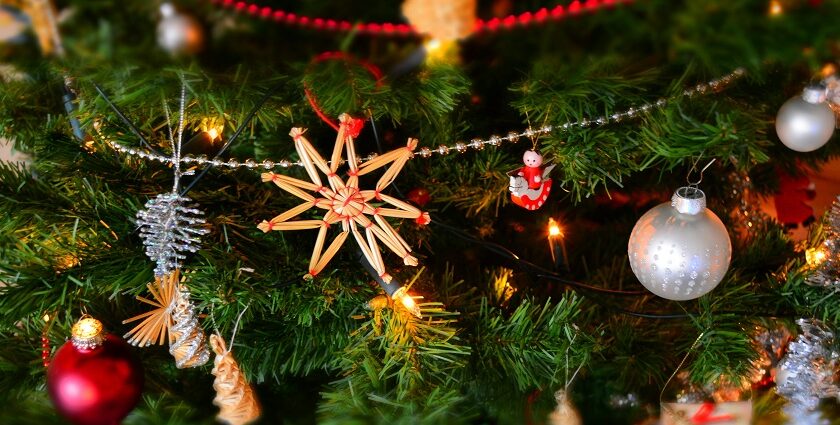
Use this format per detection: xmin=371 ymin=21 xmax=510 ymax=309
xmin=627 ymin=187 xmax=732 ymax=301
xmin=775 ymin=84 xmax=836 ymax=152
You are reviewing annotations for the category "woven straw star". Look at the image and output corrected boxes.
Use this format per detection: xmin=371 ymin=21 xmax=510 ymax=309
xmin=258 ymin=114 xmax=430 ymax=282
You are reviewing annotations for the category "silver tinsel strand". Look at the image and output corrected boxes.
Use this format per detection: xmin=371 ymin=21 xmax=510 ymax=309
xmin=776 ymin=319 xmax=840 ymax=424
xmin=136 ymin=192 xmax=209 ymax=276
xmin=170 ymin=286 xmax=210 ymax=368
xmin=807 ymin=196 xmax=840 ymax=290
xmin=726 ymin=171 xmax=769 ymax=236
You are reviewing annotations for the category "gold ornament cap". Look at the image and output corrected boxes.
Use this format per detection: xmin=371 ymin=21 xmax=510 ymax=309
xmin=71 ymin=316 xmax=106 ymax=349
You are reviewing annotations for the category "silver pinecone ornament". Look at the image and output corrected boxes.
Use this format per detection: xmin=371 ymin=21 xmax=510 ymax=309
xmin=137 ymin=192 xmax=209 ymax=276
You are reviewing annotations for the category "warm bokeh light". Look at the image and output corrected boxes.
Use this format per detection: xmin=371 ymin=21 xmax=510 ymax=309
xmin=493 ymin=269 xmax=515 ymax=303
xmin=423 ymin=39 xmax=459 ymax=64
xmin=548 ymin=218 xmax=563 ymax=238
xmin=43 ymin=313 xmax=51 ymax=322
xmin=392 ymin=287 xmax=422 ymax=318
xmin=806 ymin=247 xmax=827 ymax=267
xmin=822 ymin=63 xmax=837 ymax=78
xmin=199 ymin=117 xmax=225 ymax=141
xmin=769 ymin=0 xmax=783 ymax=16
xmin=55 ymin=254 xmax=81 ymax=271
xmin=424 ymin=39 xmax=442 ymax=52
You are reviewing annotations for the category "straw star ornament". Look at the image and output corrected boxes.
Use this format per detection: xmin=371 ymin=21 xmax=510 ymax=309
xmin=258 ymin=114 xmax=430 ymax=282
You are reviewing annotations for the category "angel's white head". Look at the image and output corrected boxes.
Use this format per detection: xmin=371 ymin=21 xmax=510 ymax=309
xmin=523 ymin=150 xmax=543 ymax=167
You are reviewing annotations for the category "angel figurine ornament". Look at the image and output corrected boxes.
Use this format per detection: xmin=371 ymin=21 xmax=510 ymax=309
xmin=508 ymin=148 xmax=555 ymax=210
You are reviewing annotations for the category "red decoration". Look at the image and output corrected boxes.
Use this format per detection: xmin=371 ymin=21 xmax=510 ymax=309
xmin=773 ymin=170 xmax=816 ymax=228
xmin=41 ymin=335 xmax=51 ymax=367
xmin=303 ymin=52 xmax=383 ymax=132
xmin=518 ymin=150 xmax=544 ymax=189
xmin=209 ymin=0 xmax=633 ymax=37
xmin=47 ymin=319 xmax=144 ymax=425
xmin=751 ymin=373 xmax=775 ymax=391
xmin=509 ymin=151 xmax=555 ymax=210
xmin=407 ymin=187 xmax=431 ymax=207
xmin=691 ymin=402 xmax=735 ymax=424
xmin=415 ymin=212 xmax=431 ymax=226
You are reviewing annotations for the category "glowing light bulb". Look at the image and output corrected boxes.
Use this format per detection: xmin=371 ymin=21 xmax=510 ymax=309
xmin=392 ymin=287 xmax=422 ymax=318
xmin=199 ymin=117 xmax=224 ymax=141
xmin=548 ymin=218 xmax=563 ymax=238
xmin=424 ymin=39 xmax=442 ymax=53
xmin=769 ymin=0 xmax=783 ymax=16
xmin=423 ymin=38 xmax=459 ymax=65
xmin=806 ymin=247 xmax=828 ymax=267
xmin=42 ymin=313 xmax=51 ymax=322
xmin=547 ymin=218 xmax=570 ymax=269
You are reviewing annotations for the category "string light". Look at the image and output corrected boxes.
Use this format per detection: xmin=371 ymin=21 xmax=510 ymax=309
xmin=358 ymin=252 xmax=423 ymax=318
xmin=392 ymin=287 xmax=422 ymax=318
xmin=425 ymin=39 xmax=442 ymax=52
xmin=199 ymin=117 xmax=225 ymax=141
xmin=806 ymin=247 xmax=828 ymax=268
xmin=548 ymin=218 xmax=563 ymax=238
xmin=547 ymin=218 xmax=570 ymax=270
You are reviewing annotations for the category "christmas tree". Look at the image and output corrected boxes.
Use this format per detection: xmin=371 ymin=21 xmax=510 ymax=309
xmin=3 ymin=0 xmax=840 ymax=423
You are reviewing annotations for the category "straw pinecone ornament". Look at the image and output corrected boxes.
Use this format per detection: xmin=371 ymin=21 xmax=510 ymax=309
xmin=210 ymin=334 xmax=261 ymax=425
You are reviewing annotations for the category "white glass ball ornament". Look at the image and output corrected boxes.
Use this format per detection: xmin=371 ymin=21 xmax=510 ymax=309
xmin=628 ymin=187 xmax=732 ymax=301
xmin=775 ymin=84 xmax=836 ymax=152
xmin=157 ymin=3 xmax=204 ymax=56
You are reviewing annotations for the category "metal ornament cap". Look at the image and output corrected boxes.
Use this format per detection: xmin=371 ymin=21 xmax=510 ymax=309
xmin=628 ymin=187 xmax=732 ymax=301
xmin=671 ymin=186 xmax=706 ymax=215
xmin=802 ymin=84 xmax=828 ymax=104
xmin=71 ymin=317 xmax=106 ymax=350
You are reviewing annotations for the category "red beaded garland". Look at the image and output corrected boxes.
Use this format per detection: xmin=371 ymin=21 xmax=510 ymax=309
xmin=208 ymin=0 xmax=633 ymax=37
xmin=41 ymin=336 xmax=51 ymax=367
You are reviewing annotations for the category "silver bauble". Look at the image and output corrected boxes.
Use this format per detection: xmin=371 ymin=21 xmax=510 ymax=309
xmin=775 ymin=85 xmax=836 ymax=152
xmin=157 ymin=3 xmax=204 ymax=56
xmin=628 ymin=187 xmax=731 ymax=301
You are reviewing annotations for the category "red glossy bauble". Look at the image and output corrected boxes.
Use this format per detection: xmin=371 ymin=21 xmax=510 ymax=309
xmin=47 ymin=334 xmax=144 ymax=425
xmin=407 ymin=187 xmax=431 ymax=207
